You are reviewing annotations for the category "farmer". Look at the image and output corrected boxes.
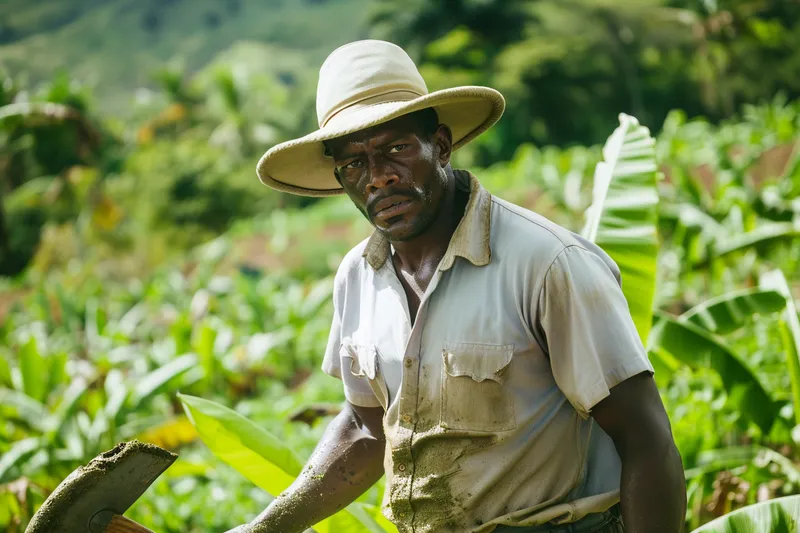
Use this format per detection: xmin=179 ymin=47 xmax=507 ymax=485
xmin=228 ymin=40 xmax=686 ymax=533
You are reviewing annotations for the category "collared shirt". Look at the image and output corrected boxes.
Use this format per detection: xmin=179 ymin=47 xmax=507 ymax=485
xmin=322 ymin=170 xmax=654 ymax=532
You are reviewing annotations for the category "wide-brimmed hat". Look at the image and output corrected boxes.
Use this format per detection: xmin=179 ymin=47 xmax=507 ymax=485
xmin=256 ymin=39 xmax=505 ymax=197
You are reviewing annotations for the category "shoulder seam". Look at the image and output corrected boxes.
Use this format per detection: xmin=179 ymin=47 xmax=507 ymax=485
xmin=530 ymin=245 xmax=582 ymax=359
xmin=534 ymin=244 xmax=583 ymax=328
xmin=541 ymin=244 xmax=584 ymax=283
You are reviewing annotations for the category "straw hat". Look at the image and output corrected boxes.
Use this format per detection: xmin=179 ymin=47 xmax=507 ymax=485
xmin=256 ymin=39 xmax=505 ymax=197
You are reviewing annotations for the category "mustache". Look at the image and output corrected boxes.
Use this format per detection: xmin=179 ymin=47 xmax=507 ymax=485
xmin=367 ymin=190 xmax=417 ymax=217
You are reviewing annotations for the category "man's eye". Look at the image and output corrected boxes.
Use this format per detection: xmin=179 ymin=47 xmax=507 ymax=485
xmin=388 ymin=144 xmax=408 ymax=153
xmin=342 ymin=160 xmax=363 ymax=170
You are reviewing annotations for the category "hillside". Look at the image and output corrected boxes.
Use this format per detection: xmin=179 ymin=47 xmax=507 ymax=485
xmin=0 ymin=0 xmax=368 ymax=112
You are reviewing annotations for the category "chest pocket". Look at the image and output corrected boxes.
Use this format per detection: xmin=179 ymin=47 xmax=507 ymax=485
xmin=440 ymin=342 xmax=516 ymax=432
xmin=340 ymin=341 xmax=389 ymax=410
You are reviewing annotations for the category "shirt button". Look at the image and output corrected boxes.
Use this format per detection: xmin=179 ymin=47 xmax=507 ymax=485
xmin=404 ymin=358 xmax=413 ymax=368
xmin=401 ymin=414 xmax=412 ymax=423
xmin=398 ymin=463 xmax=406 ymax=472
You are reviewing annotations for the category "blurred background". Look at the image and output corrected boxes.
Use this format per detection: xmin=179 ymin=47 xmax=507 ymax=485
xmin=1 ymin=0 xmax=799 ymax=531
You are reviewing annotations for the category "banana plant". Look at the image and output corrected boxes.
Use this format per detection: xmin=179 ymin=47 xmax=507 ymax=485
xmin=0 ymin=340 xmax=200 ymax=484
xmin=581 ymin=112 xmax=660 ymax=343
xmin=692 ymin=221 xmax=800 ymax=269
xmin=179 ymin=394 xmax=398 ymax=533
xmin=691 ymin=494 xmax=800 ymax=532
xmin=682 ymin=444 xmax=800 ymax=531
xmin=680 ymin=288 xmax=786 ymax=335
xmin=649 ymin=313 xmax=777 ymax=432
xmin=648 ymin=286 xmax=790 ymax=432
xmin=759 ymin=269 xmax=800 ymax=426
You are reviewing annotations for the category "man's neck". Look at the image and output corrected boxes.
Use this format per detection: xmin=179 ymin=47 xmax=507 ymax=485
xmin=390 ymin=168 xmax=467 ymax=274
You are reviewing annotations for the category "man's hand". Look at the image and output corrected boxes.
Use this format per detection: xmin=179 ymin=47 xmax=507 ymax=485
xmin=591 ymin=371 xmax=687 ymax=533
xmin=230 ymin=402 xmax=386 ymax=533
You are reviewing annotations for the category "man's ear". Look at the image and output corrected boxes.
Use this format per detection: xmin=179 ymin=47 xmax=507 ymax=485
xmin=434 ymin=124 xmax=453 ymax=167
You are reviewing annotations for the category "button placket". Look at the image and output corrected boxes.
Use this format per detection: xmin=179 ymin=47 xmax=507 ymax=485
xmin=383 ymin=262 xmax=444 ymax=532
xmin=390 ymin=443 xmax=415 ymax=524
xmin=401 ymin=290 xmax=440 ymax=532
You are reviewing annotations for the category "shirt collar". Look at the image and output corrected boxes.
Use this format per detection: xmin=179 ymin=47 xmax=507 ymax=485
xmin=362 ymin=169 xmax=492 ymax=271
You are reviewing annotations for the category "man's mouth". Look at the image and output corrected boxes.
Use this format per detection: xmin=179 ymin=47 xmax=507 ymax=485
xmin=373 ymin=195 xmax=413 ymax=220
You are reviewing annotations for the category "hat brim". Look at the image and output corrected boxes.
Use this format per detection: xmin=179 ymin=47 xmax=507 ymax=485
xmin=256 ymin=86 xmax=505 ymax=197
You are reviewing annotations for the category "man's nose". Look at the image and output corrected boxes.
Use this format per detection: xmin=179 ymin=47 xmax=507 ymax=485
xmin=365 ymin=156 xmax=399 ymax=193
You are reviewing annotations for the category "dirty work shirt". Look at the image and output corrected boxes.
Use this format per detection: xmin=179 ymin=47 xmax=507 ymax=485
xmin=321 ymin=170 xmax=654 ymax=533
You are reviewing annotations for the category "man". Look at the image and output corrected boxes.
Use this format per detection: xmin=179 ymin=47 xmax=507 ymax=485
xmin=229 ymin=40 xmax=686 ymax=533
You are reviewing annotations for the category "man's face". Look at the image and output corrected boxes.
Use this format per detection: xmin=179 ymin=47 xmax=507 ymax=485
xmin=325 ymin=113 xmax=453 ymax=241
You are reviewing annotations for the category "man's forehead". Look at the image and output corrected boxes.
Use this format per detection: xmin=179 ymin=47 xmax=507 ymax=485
xmin=327 ymin=115 xmax=419 ymax=151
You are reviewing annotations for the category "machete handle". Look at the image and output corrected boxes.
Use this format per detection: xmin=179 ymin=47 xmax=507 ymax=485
xmin=106 ymin=515 xmax=155 ymax=533
xmin=90 ymin=510 xmax=155 ymax=533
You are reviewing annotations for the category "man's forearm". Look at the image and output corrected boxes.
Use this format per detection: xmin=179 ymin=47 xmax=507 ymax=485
xmin=618 ymin=436 xmax=686 ymax=532
xmin=248 ymin=406 xmax=386 ymax=533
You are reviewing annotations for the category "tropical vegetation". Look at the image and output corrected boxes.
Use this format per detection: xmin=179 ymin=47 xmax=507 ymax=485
xmin=1 ymin=0 xmax=800 ymax=532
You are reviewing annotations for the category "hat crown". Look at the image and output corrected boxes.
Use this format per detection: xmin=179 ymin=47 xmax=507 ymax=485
xmin=316 ymin=40 xmax=429 ymax=128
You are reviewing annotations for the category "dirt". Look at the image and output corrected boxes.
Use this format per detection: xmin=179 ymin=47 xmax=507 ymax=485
xmin=226 ymin=221 xmax=360 ymax=275
xmin=749 ymin=143 xmax=796 ymax=189
xmin=0 ymin=288 xmax=28 ymax=324
xmin=25 ymin=440 xmax=177 ymax=533
xmin=659 ymin=141 xmax=797 ymax=193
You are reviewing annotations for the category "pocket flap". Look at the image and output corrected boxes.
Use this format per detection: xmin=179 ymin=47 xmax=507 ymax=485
xmin=442 ymin=342 xmax=513 ymax=383
xmin=340 ymin=341 xmax=378 ymax=380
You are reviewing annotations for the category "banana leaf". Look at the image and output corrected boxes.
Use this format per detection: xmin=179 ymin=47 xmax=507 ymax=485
xmin=684 ymin=446 xmax=761 ymax=480
xmin=18 ymin=337 xmax=46 ymax=403
xmin=44 ymin=377 xmax=89 ymax=441
xmin=691 ymin=494 xmax=800 ymax=532
xmin=0 ymin=437 xmax=40 ymax=483
xmin=103 ymin=369 xmax=128 ymax=425
xmin=759 ymin=269 xmax=800 ymax=426
xmin=685 ymin=446 xmax=800 ymax=484
xmin=693 ymin=221 xmax=800 ymax=268
xmin=680 ymin=288 xmax=786 ymax=335
xmin=0 ymin=388 xmax=47 ymax=431
xmin=178 ymin=393 xmax=303 ymax=496
xmin=647 ymin=347 xmax=682 ymax=389
xmin=581 ymin=113 xmax=659 ymax=343
xmin=315 ymin=502 xmax=397 ymax=533
xmin=178 ymin=394 xmax=397 ymax=532
xmin=649 ymin=313 xmax=777 ymax=432
xmin=127 ymin=353 xmax=199 ymax=411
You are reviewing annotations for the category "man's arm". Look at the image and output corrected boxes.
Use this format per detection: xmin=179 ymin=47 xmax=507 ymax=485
xmin=591 ymin=371 xmax=687 ymax=533
xmin=228 ymin=402 xmax=386 ymax=533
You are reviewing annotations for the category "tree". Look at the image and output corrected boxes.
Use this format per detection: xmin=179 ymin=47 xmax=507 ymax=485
xmin=369 ymin=0 xmax=800 ymax=162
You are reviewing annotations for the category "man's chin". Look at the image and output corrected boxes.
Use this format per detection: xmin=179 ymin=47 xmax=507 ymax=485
xmin=375 ymin=219 xmax=427 ymax=242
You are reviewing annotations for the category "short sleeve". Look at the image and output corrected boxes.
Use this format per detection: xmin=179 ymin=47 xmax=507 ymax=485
xmin=537 ymin=245 xmax=654 ymax=417
xmin=321 ymin=266 xmax=382 ymax=408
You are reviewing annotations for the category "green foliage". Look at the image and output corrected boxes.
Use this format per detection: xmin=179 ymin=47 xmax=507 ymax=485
xmin=692 ymin=494 xmax=800 ymax=533
xmin=371 ymin=0 xmax=800 ymax=164
xmin=1 ymin=13 xmax=800 ymax=529
xmin=681 ymin=289 xmax=787 ymax=335
xmin=650 ymin=312 xmax=777 ymax=432
xmin=581 ymin=113 xmax=659 ymax=343
xmin=179 ymin=394 xmax=398 ymax=532
xmin=0 ymin=258 xmax=347 ymax=531
xmin=179 ymin=393 xmax=303 ymax=496
xmin=0 ymin=0 xmax=368 ymax=113
xmin=760 ymin=270 xmax=800 ymax=428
